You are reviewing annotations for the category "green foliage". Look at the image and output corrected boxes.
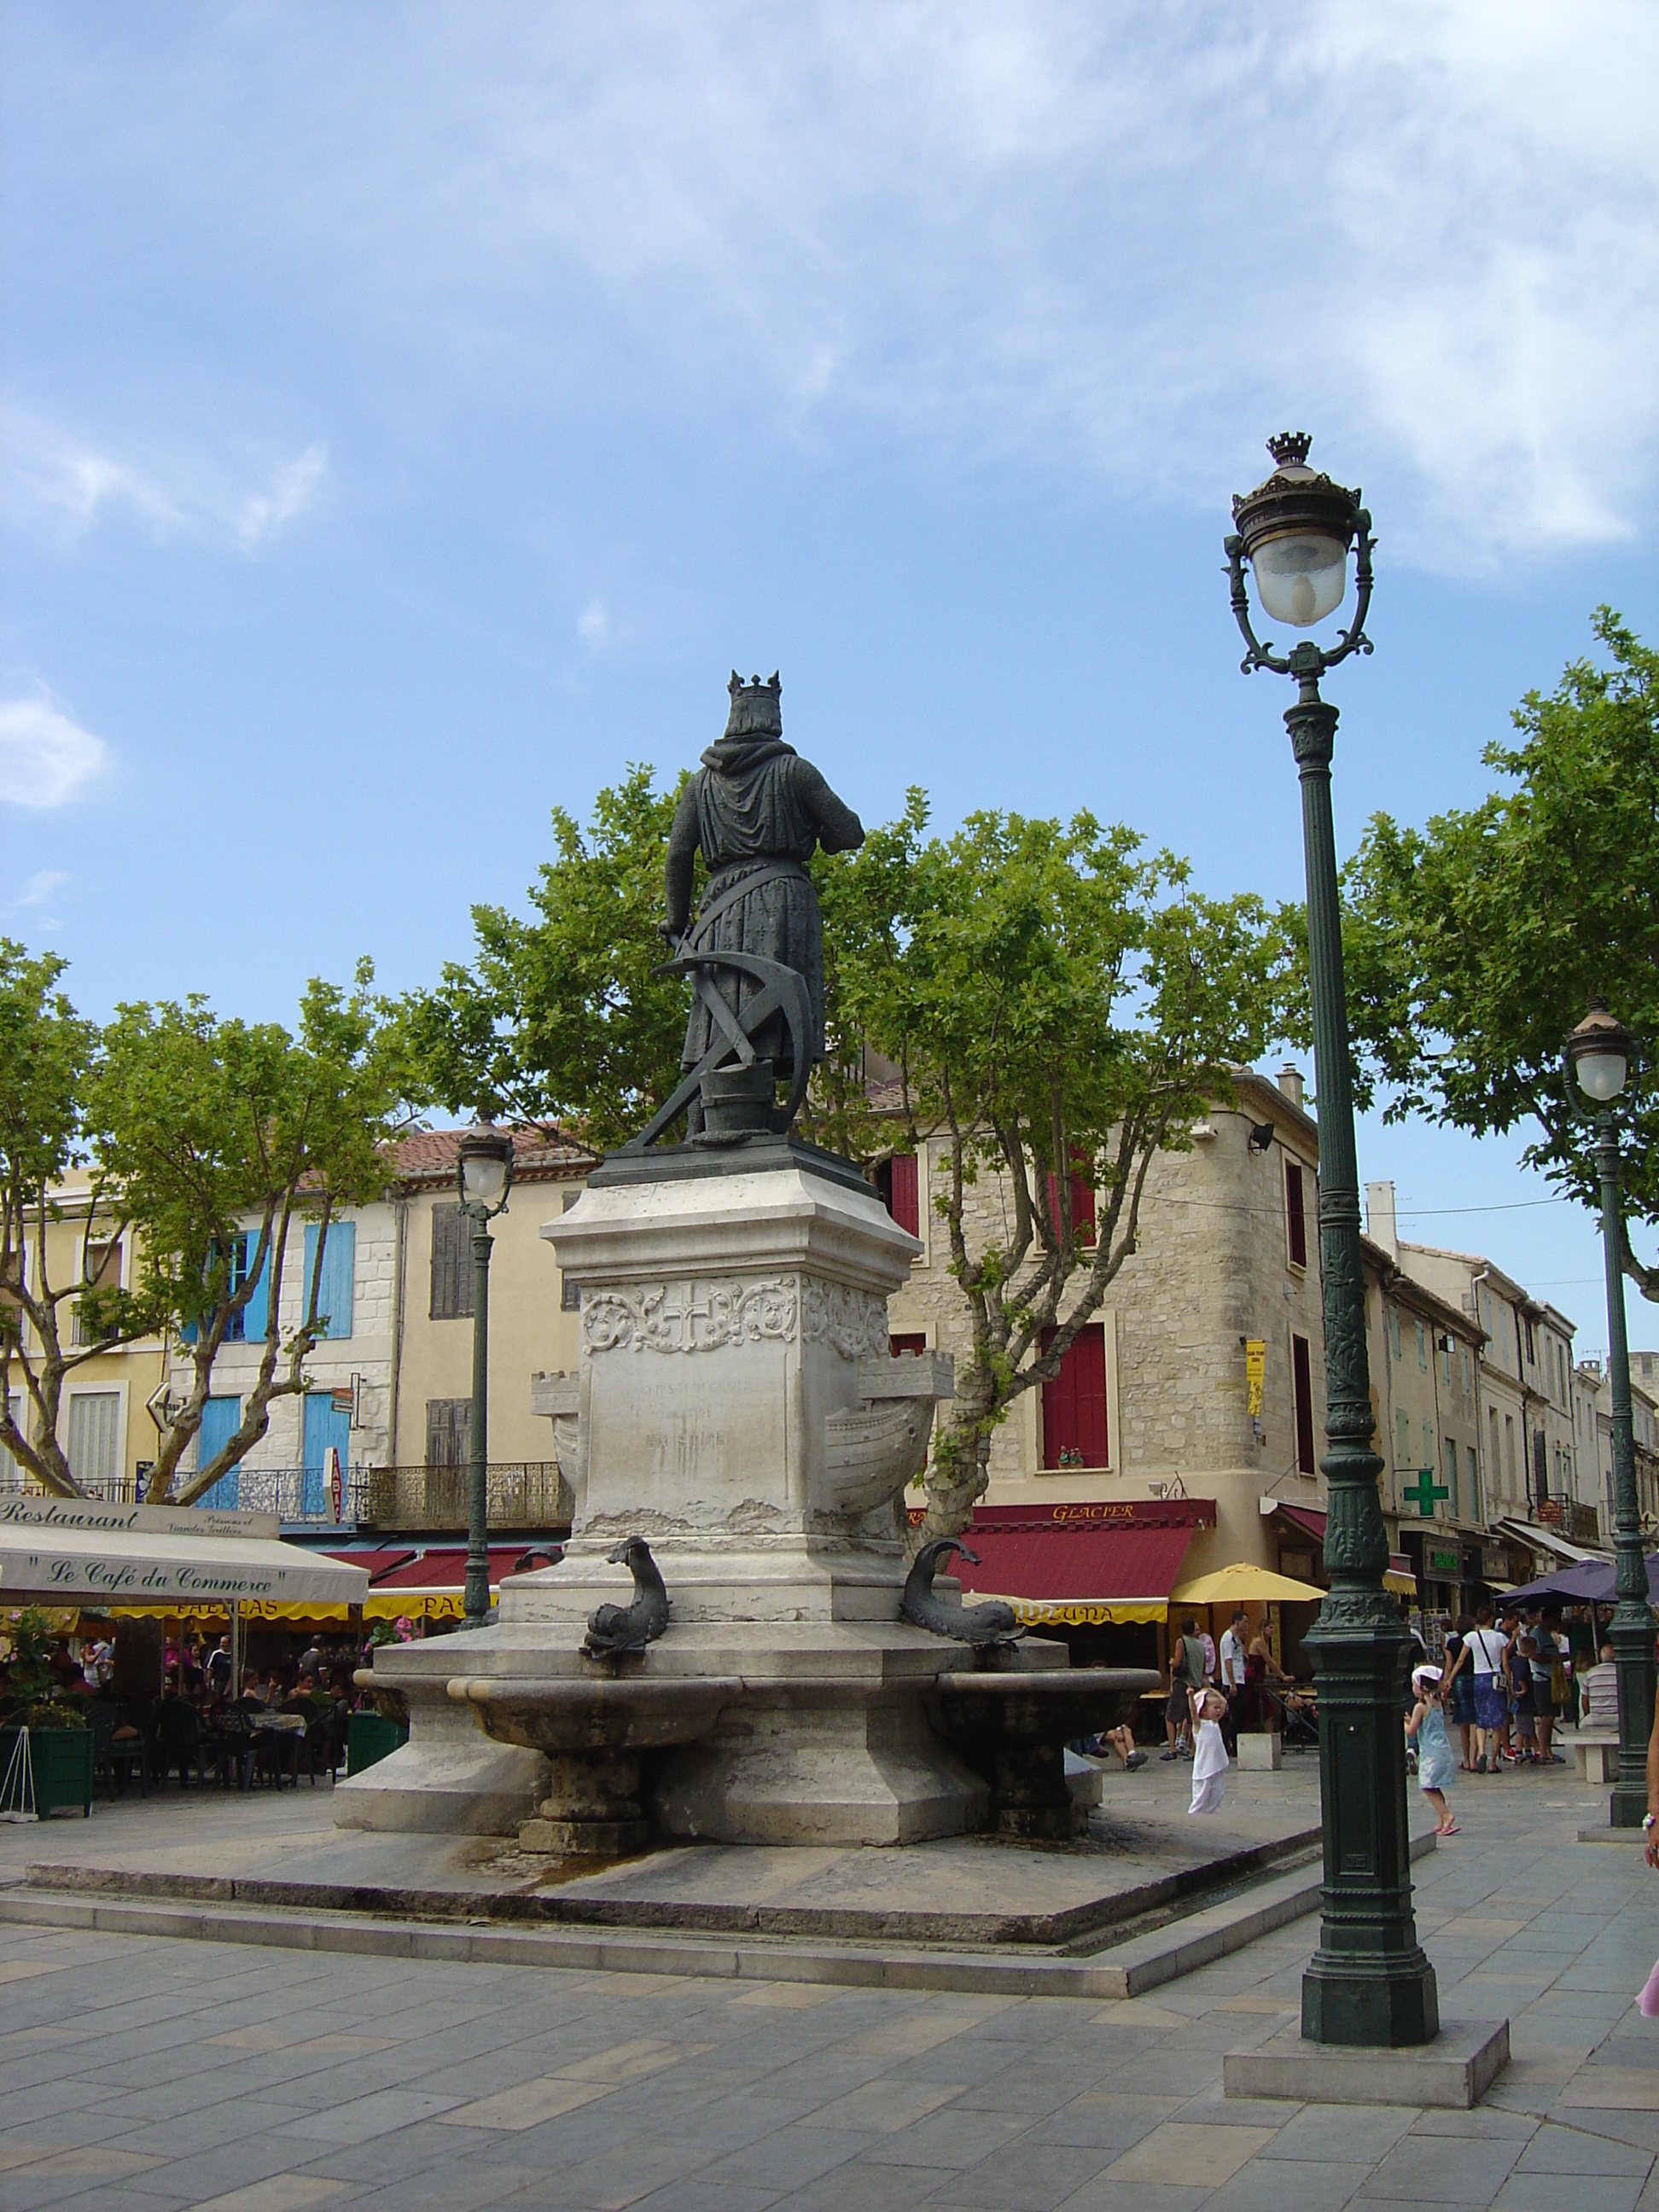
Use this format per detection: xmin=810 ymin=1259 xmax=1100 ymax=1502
xmin=1338 ymin=609 xmax=1659 ymax=1289
xmin=398 ymin=766 xmax=693 ymax=1153
xmin=0 ymin=946 xmax=166 ymax=1493
xmin=1 ymin=1605 xmax=55 ymax=1705
xmin=827 ymin=795 xmax=1294 ymax=1536
xmin=84 ymin=963 xmax=410 ymax=1503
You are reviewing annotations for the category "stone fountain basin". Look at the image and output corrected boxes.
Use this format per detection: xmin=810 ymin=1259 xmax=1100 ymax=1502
xmin=928 ymin=1666 xmax=1161 ymax=1744
xmin=451 ymin=1675 xmax=742 ymax=1755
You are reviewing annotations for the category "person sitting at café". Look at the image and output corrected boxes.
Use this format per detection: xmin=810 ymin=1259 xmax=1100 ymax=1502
xmin=1581 ymin=1639 xmax=1620 ymax=1732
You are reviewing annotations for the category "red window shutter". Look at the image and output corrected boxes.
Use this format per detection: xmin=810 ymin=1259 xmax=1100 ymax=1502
xmin=1042 ymin=1156 xmax=1096 ymax=1246
xmin=1041 ymin=1324 xmax=1108 ymax=1470
xmin=1285 ymin=1159 xmax=1307 ymax=1270
xmin=1292 ymin=1332 xmax=1316 ymax=1474
xmin=1071 ymin=1170 xmax=1096 ymax=1245
xmin=887 ymin=1152 xmax=919 ymax=1237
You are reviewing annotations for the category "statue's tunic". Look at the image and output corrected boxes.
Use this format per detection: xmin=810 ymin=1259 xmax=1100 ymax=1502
xmin=665 ymin=736 xmax=864 ymax=1077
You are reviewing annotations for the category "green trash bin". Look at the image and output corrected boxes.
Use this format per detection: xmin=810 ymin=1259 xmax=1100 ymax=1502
xmin=346 ymin=1712 xmax=409 ymax=1777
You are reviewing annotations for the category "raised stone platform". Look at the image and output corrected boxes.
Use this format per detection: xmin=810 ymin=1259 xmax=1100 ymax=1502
xmin=1225 ymin=2017 xmax=1510 ymax=2107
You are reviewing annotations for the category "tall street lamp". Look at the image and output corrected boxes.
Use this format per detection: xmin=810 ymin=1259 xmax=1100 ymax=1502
xmin=457 ymin=1125 xmax=514 ymax=1628
xmin=1567 ymin=999 xmax=1655 ymax=1828
xmin=1226 ymin=434 xmax=1439 ymax=2047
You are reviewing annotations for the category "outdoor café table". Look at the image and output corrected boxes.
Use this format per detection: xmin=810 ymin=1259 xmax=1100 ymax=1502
xmin=247 ymin=1708 xmax=306 ymax=1788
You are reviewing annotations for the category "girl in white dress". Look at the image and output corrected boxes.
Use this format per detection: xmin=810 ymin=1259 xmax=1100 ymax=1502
xmin=1188 ymin=1685 xmax=1230 ymax=1815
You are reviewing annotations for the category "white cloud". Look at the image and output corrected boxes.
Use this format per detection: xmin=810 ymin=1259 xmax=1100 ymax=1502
xmin=13 ymin=870 xmax=67 ymax=910
xmin=576 ymin=597 xmax=609 ymax=653
xmin=0 ymin=701 xmax=110 ymax=808
xmin=3 ymin=409 xmax=329 ymax=554
xmin=10 ymin=2 xmax=1658 ymax=568
xmin=236 ymin=445 xmax=329 ymax=548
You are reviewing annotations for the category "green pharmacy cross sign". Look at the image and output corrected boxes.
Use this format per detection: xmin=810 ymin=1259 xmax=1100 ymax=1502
xmin=1402 ymin=1466 xmax=1449 ymax=1519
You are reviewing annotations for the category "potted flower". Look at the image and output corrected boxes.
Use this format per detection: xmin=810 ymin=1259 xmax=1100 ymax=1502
xmin=1 ymin=1607 xmax=94 ymax=1818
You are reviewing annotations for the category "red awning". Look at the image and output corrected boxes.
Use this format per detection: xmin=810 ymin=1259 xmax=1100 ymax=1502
xmin=322 ymin=1548 xmax=416 ymax=1585
xmin=369 ymin=1546 xmax=533 ymax=1588
xmin=951 ymin=1506 xmax=1208 ymax=1626
xmin=1271 ymin=1504 xmax=1415 ymax=1591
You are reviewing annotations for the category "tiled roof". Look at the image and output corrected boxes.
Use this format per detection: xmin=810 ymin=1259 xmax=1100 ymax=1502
xmin=392 ymin=1126 xmax=598 ymax=1191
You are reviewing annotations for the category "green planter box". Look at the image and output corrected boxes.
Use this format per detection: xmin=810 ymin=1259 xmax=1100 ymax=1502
xmin=346 ymin=1712 xmax=408 ymax=1778
xmin=0 ymin=1726 xmax=93 ymax=1817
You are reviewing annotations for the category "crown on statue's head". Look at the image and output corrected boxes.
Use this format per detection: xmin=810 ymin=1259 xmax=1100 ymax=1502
xmin=725 ymin=669 xmax=783 ymax=738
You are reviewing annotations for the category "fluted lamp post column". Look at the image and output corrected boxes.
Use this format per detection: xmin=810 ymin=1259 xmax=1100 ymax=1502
xmin=1225 ymin=434 xmax=1439 ymax=2046
xmin=457 ymin=1126 xmax=514 ymax=1629
xmin=1566 ymin=1000 xmax=1655 ymax=1829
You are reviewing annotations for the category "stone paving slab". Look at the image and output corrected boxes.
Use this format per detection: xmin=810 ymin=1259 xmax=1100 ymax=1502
xmin=0 ymin=1771 xmax=1655 ymax=2212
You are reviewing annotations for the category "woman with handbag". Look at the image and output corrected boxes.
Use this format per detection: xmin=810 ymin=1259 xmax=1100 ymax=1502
xmin=1464 ymin=1605 xmax=1511 ymax=1773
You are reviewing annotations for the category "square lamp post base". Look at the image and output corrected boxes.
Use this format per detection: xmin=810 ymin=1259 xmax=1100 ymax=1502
xmin=1226 ymin=2018 xmax=1510 ymax=2109
xmin=1301 ymin=1957 xmax=1441 ymax=2048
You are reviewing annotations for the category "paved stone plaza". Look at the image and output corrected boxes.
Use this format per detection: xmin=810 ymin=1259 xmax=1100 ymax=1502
xmin=1 ymin=1776 xmax=1656 ymax=2212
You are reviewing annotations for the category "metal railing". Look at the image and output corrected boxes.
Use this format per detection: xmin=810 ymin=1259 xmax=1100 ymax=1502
xmin=358 ymin=1463 xmax=573 ymax=1533
xmin=1 ymin=1458 xmax=573 ymax=1531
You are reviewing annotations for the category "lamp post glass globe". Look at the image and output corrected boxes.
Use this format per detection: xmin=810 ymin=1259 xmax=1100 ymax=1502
xmin=1250 ymin=530 xmax=1349 ymax=627
xmin=457 ymin=1127 xmax=513 ymax=1214
xmin=1568 ymin=1001 xmax=1633 ymax=1105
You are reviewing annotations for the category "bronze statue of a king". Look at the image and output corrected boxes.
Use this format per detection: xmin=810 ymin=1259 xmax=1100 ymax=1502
xmin=630 ymin=672 xmax=863 ymax=1147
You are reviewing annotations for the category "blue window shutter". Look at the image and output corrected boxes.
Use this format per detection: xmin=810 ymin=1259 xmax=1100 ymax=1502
xmin=303 ymin=1221 xmax=355 ymax=1341
xmin=199 ymin=1395 xmax=242 ymax=1510
xmin=324 ymin=1221 xmax=354 ymax=1339
xmin=302 ymin=1390 xmax=351 ymax=1515
xmin=242 ymin=1237 xmax=270 ymax=1342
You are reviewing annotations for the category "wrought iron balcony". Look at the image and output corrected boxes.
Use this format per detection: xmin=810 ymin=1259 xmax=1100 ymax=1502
xmin=2 ymin=1458 xmax=573 ymax=1531
xmin=356 ymin=1462 xmax=574 ymax=1533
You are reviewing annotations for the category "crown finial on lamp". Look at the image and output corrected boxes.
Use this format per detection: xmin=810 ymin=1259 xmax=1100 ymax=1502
xmin=1267 ymin=431 xmax=1313 ymax=469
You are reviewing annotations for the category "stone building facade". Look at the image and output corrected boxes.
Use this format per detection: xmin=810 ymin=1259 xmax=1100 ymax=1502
xmin=881 ymin=1064 xmax=1329 ymax=1587
xmin=1359 ymin=1191 xmax=1487 ymax=1613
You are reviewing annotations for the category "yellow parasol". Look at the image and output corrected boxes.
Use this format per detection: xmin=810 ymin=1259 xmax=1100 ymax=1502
xmin=1170 ymin=1561 xmax=1326 ymax=1607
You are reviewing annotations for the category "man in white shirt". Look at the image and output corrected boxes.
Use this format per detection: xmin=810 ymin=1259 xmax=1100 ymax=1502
xmin=1582 ymin=1641 xmax=1619 ymax=1732
xmin=1219 ymin=1608 xmax=1249 ymax=1750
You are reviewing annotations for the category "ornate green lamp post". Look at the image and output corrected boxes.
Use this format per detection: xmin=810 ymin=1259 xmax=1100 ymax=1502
xmin=1566 ymin=999 xmax=1655 ymax=1828
xmin=457 ymin=1125 xmax=514 ymax=1628
xmin=1226 ymin=434 xmax=1439 ymax=2046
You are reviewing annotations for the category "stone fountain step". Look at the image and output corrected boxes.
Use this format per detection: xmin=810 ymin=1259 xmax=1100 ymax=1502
xmin=0 ymin=1830 xmax=1437 ymax=2000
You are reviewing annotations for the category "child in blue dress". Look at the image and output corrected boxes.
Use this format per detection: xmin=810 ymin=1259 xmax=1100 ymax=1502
xmin=1406 ymin=1662 xmax=1458 ymax=1836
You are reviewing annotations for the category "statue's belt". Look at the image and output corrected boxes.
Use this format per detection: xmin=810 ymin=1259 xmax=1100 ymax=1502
xmin=687 ymin=859 xmax=812 ymax=945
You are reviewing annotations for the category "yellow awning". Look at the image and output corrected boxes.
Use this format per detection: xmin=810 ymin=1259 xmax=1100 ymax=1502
xmin=1005 ymin=1598 xmax=1169 ymax=1627
xmin=105 ymin=1600 xmax=355 ymax=1624
xmin=362 ymin=1590 xmax=467 ymax=1621
xmin=1383 ymin=1569 xmax=1417 ymax=1597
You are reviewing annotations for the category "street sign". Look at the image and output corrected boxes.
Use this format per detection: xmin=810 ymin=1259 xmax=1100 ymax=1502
xmin=1244 ymin=1339 xmax=1266 ymax=1417
xmin=1401 ymin=1466 xmax=1448 ymax=1519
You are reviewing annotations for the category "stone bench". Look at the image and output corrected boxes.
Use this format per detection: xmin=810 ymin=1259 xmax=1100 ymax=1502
xmin=1572 ymin=1730 xmax=1621 ymax=1784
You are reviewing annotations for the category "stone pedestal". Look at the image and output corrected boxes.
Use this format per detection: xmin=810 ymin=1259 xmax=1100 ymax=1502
xmin=339 ymin=1139 xmax=1010 ymax=1847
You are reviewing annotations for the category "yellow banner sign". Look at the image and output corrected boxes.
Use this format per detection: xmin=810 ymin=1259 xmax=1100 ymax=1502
xmin=1245 ymin=1339 xmax=1266 ymax=1417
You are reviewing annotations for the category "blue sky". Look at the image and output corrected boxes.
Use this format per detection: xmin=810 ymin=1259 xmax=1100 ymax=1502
xmin=3 ymin=3 xmax=1656 ymax=1349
